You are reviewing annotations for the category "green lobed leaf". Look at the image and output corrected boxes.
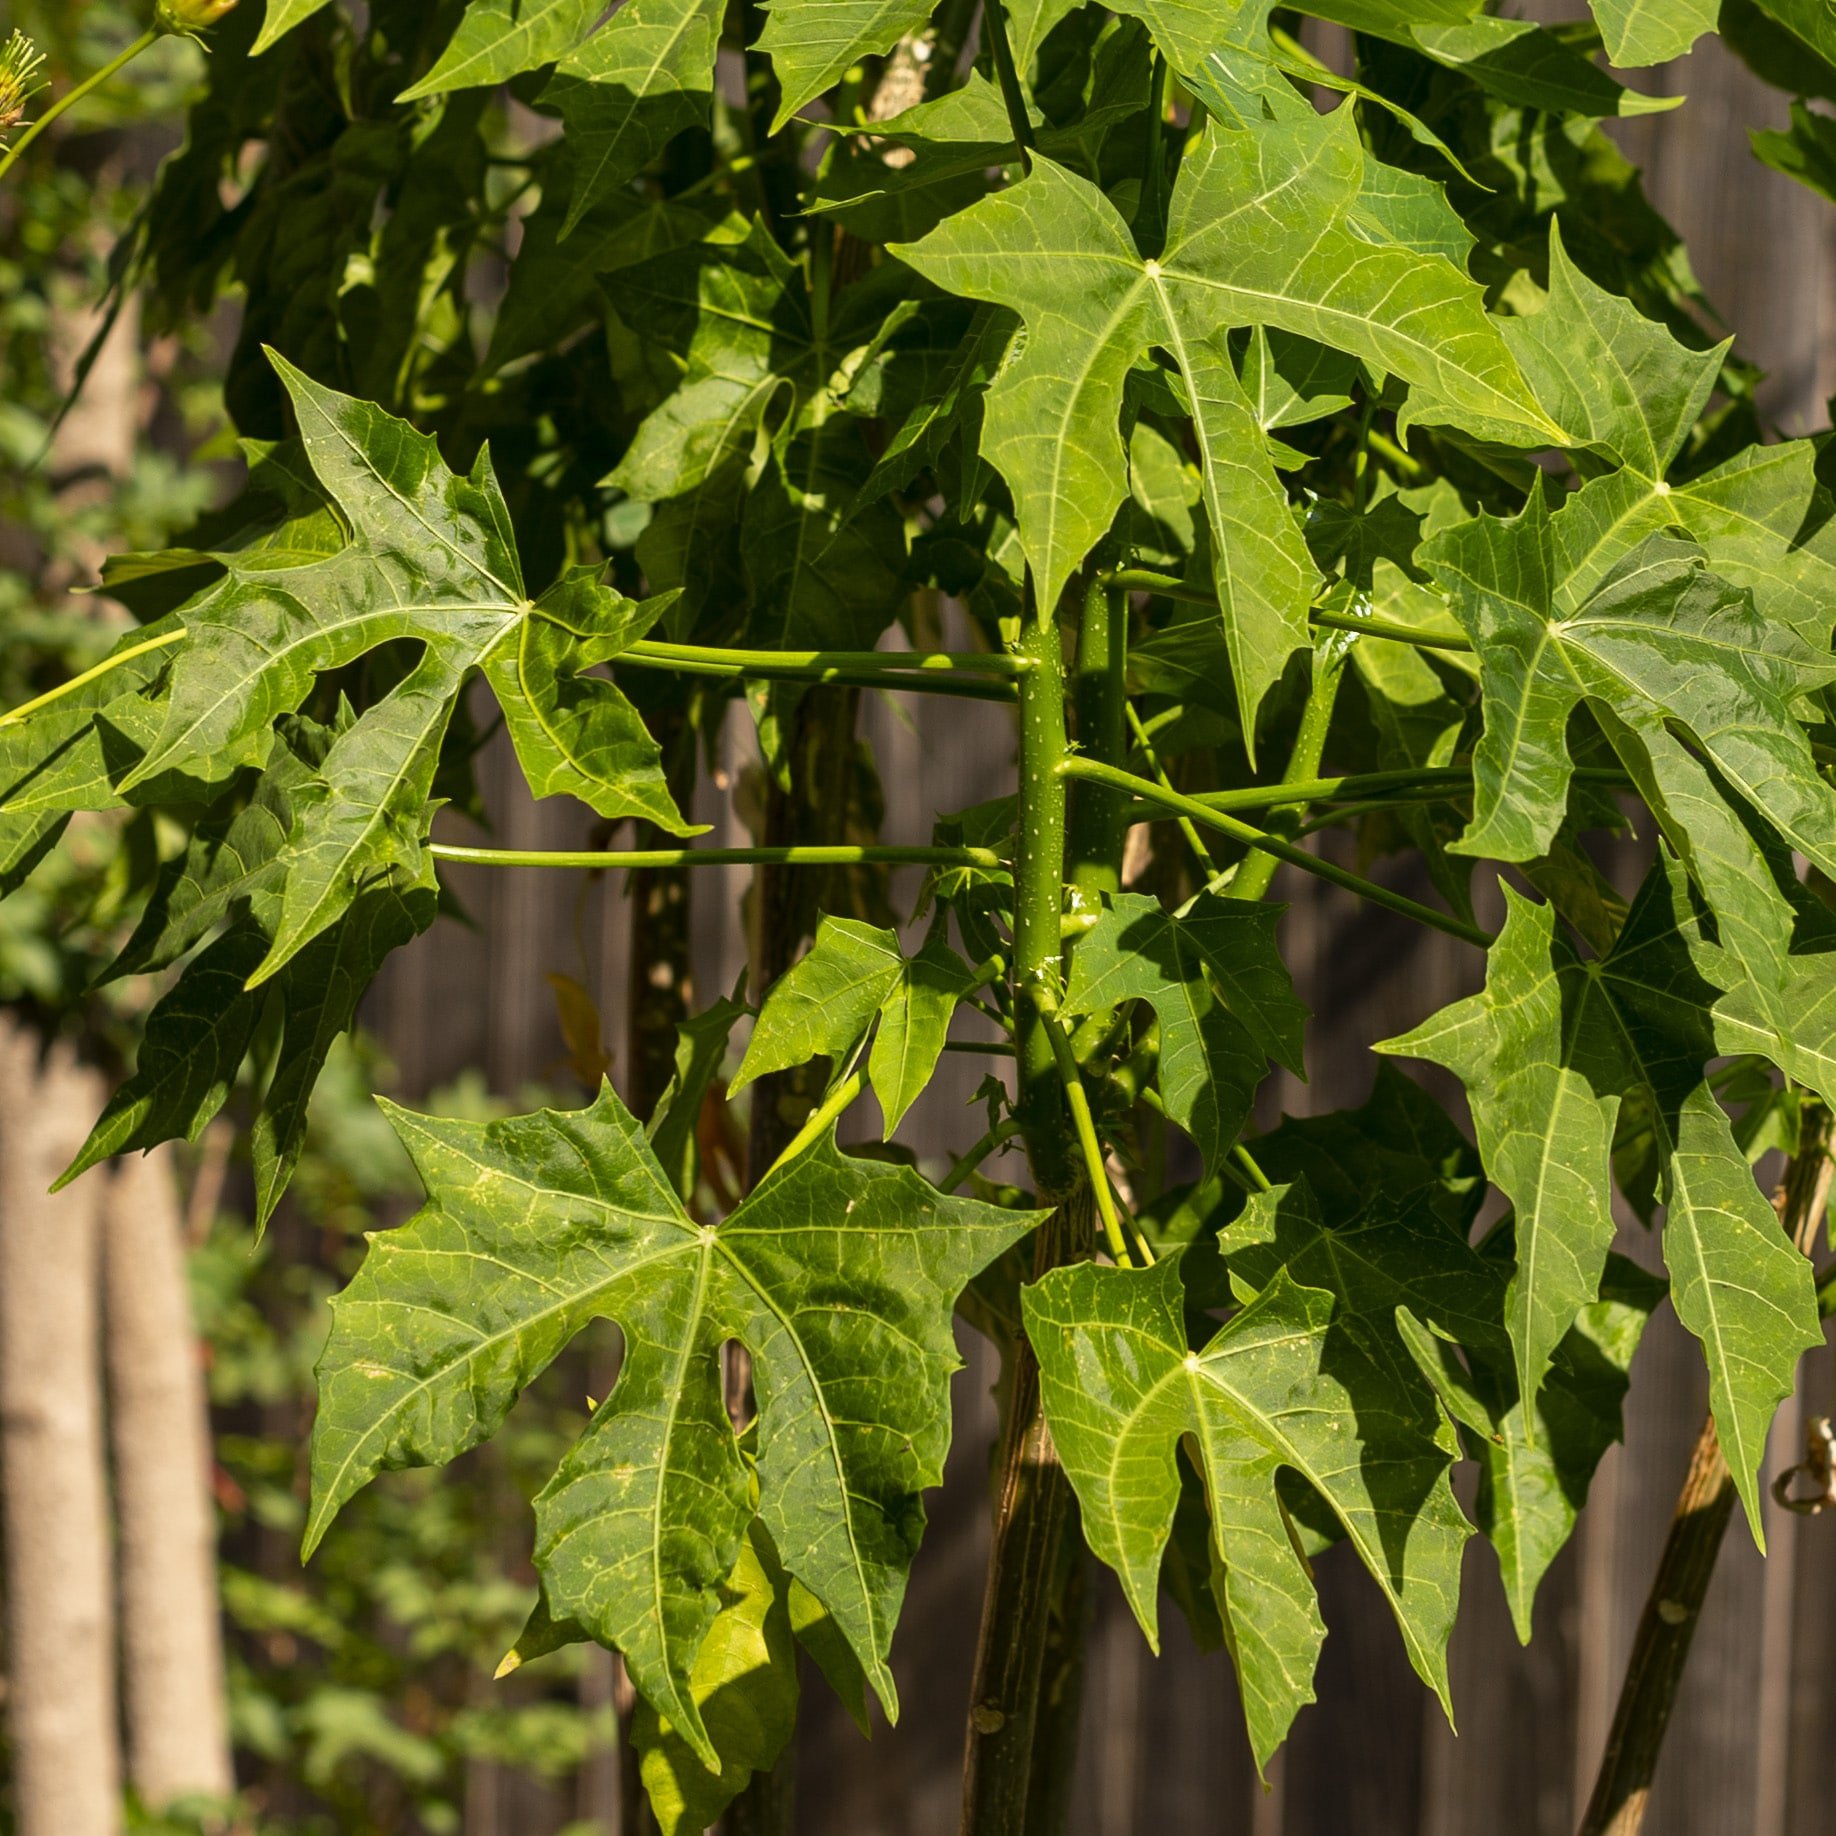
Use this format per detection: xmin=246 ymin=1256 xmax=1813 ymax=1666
xmin=541 ymin=0 xmax=724 ymax=236
xmin=1225 ymin=1068 xmax=1650 ymax=1635
xmin=868 ymin=921 xmax=981 ymax=1135
xmin=1586 ymin=0 xmax=1720 ymax=66
xmin=633 ymin=1521 xmax=800 ymax=1834
xmin=1380 ymin=890 xmax=1619 ymax=1419
xmin=397 ymin=0 xmax=606 ymax=102
xmin=121 ymin=356 xmax=691 ymax=978
xmin=55 ymin=926 xmax=271 ymax=1188
xmin=1423 ymin=508 xmax=1836 ymax=874
xmin=308 ymin=1083 xmax=1043 ymax=1761
xmin=1399 ymin=1252 xmax=1664 ymax=1641
xmin=1025 ymin=1256 xmax=1469 ymax=1769
xmin=1062 ymin=892 xmax=1304 ymax=1172
xmin=731 ymin=915 xmax=903 ymax=1094
xmin=896 ymin=109 xmax=1558 ymax=728
xmin=1385 ymin=872 xmax=1821 ymax=1537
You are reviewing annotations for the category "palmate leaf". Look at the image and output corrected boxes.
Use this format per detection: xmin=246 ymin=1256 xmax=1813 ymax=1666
xmin=1401 ymin=1249 xmax=1664 ymax=1641
xmin=1025 ymin=1254 xmax=1469 ymax=1770
xmin=1224 ymin=1070 xmax=1655 ymax=1641
xmin=542 ymin=0 xmax=725 ymax=236
xmin=896 ymin=105 xmax=1559 ymax=730
xmin=120 ymin=352 xmax=695 ymax=985
xmin=397 ymin=0 xmax=605 ymax=102
xmin=58 ymin=713 xmax=439 ymax=1222
xmin=1423 ymin=509 xmax=1836 ymax=875
xmin=1062 ymin=892 xmax=1304 ymax=1171
xmin=308 ymin=1082 xmax=1041 ymax=1765
xmin=1384 ymin=873 xmax=1821 ymax=1538
xmin=1498 ymin=230 xmax=1836 ymax=646
xmin=1379 ymin=890 xmax=1620 ymax=1421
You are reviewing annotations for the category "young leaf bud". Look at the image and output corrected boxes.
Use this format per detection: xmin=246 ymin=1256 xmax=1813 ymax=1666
xmin=155 ymin=0 xmax=240 ymax=34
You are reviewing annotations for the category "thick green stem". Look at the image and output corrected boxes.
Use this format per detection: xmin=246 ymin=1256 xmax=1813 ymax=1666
xmin=0 ymin=29 xmax=157 ymax=184
xmin=1009 ymin=614 xmax=1079 ymax=1199
xmin=1062 ymin=757 xmax=1492 ymax=947
xmin=429 ymin=843 xmax=1001 ymax=872
xmin=1067 ymin=572 xmax=1129 ymax=902
xmin=1231 ymin=632 xmax=1352 ymax=902
xmin=962 ymin=604 xmax=1081 ymax=1836
xmin=961 ymin=1189 xmax=1092 ymax=1836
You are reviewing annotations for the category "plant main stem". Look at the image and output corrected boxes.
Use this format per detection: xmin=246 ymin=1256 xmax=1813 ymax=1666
xmin=1066 ymin=571 xmax=1128 ymax=900
xmin=961 ymin=603 xmax=1082 ymax=1836
xmin=1577 ymin=1101 xmax=1834 ymax=1836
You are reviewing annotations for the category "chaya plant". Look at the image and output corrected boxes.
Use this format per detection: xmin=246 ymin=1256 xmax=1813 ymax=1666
xmin=8 ymin=0 xmax=1836 ymax=1830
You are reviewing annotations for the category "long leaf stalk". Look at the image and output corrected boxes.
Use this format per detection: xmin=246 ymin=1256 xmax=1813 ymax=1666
xmin=0 ymin=629 xmax=1020 ymax=734
xmin=1102 ymin=567 xmax=1477 ymax=652
xmin=981 ymin=0 xmax=1034 ymax=170
xmin=1232 ymin=629 xmax=1353 ymax=901
xmin=0 ymin=28 xmax=157 ymax=184
xmin=1039 ymin=996 xmax=1138 ymax=1266
xmin=429 ymin=843 xmax=1004 ymax=872
xmin=1061 ymin=756 xmax=1492 ymax=947
xmin=1577 ymin=1101 xmax=1834 ymax=1836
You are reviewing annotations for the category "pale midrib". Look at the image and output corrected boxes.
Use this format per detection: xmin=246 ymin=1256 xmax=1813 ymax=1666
xmin=312 ymin=1228 xmax=689 ymax=1540
xmin=136 ymin=594 xmax=516 ymax=785
xmin=1193 ymin=1351 xmax=1445 ymax=1688
xmin=415 ymin=0 xmax=589 ymax=94
xmin=714 ymin=1229 xmax=891 ymax=1703
xmin=303 ymin=404 xmax=522 ymax=603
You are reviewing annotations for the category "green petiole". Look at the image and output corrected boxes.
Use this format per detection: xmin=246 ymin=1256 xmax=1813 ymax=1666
xmin=1062 ymin=755 xmax=1493 ymax=948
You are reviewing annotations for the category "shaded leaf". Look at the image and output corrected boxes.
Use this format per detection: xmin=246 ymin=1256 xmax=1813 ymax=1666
xmin=398 ymin=0 xmax=605 ymax=102
xmin=1062 ymin=891 xmax=1304 ymax=1170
